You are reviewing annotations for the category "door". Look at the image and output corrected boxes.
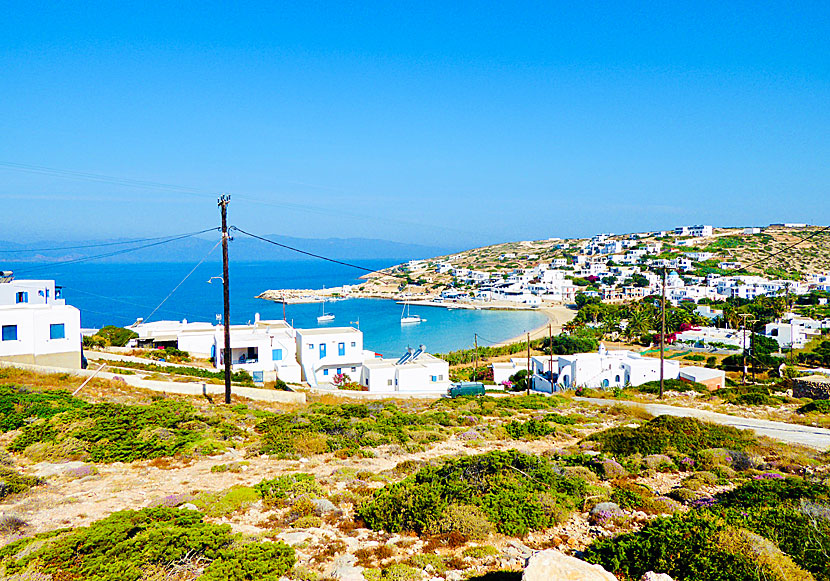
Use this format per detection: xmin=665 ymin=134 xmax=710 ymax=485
xmin=319 ymin=343 xmax=326 ymax=359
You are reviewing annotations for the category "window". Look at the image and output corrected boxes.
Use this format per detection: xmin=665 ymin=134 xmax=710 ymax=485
xmin=272 ymin=348 xmax=283 ymax=361
xmin=387 ymin=379 xmax=393 ymax=386
xmin=50 ymin=324 xmax=65 ymax=340
xmin=15 ymin=292 xmax=27 ymax=304
xmin=307 ymin=343 xmax=313 ymax=350
xmin=351 ymin=367 xmax=356 ymax=372
xmin=323 ymin=369 xmax=329 ymax=376
xmin=337 ymin=368 xmax=342 ymax=375
xmin=615 ymin=375 xmax=620 ymax=383
xmin=351 ymin=342 xmax=356 ymax=347
xmin=438 ymin=375 xmax=443 ymax=381
xmin=338 ymin=342 xmax=345 ymax=356
xmin=2 ymin=325 xmax=17 ymax=341
xmin=431 ymin=375 xmax=437 ymax=382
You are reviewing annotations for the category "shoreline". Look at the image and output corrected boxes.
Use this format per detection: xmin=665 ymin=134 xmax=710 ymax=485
xmin=494 ymin=304 xmax=577 ymax=347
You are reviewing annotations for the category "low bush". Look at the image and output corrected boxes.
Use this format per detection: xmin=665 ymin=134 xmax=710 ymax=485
xmin=0 ymin=466 xmax=42 ymax=498
xmin=797 ymin=400 xmax=830 ymax=414
xmin=632 ymin=379 xmax=709 ymax=394
xmin=0 ymin=507 xmax=293 ymax=581
xmin=585 ymin=415 xmax=757 ymax=457
xmin=5 ymin=393 xmax=239 ymax=463
xmin=255 ymin=473 xmax=321 ymax=506
xmin=357 ymin=450 xmax=586 ymax=537
xmin=583 ymin=511 xmax=812 ymax=581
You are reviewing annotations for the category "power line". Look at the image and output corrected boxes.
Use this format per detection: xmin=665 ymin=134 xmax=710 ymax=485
xmin=12 ymin=228 xmax=219 ymax=276
xmin=0 ymin=232 xmax=218 ymax=254
xmin=60 ymin=285 xmax=207 ymax=321
xmin=230 ymin=226 xmax=410 ymax=281
xmin=143 ymin=239 xmax=222 ymax=323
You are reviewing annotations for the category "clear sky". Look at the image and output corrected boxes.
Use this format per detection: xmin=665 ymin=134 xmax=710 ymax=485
xmin=1 ymin=2 xmax=828 ymax=249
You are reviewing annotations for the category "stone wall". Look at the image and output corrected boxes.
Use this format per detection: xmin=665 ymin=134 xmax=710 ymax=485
xmin=793 ymin=375 xmax=830 ymax=400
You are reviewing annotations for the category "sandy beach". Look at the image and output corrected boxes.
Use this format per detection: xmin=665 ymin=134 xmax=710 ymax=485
xmin=495 ymin=303 xmax=577 ymax=346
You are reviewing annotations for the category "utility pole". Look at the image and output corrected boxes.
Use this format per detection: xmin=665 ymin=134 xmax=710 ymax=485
xmin=473 ymin=333 xmax=478 ymax=382
xmin=526 ymin=332 xmax=531 ymax=395
xmin=739 ymin=313 xmax=752 ymax=385
xmin=548 ymin=324 xmax=553 ymax=389
xmin=219 ymin=194 xmax=232 ymax=404
xmin=659 ymin=268 xmax=666 ymax=399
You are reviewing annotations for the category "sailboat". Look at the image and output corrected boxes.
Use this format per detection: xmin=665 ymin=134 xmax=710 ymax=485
xmin=400 ymin=301 xmax=425 ymax=324
xmin=317 ymin=296 xmax=335 ymax=323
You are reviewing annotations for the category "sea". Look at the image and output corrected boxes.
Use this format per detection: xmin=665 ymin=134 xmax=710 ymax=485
xmin=11 ymin=260 xmax=548 ymax=356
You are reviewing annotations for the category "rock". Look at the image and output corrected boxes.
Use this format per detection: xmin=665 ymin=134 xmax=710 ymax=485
xmin=278 ymin=531 xmax=313 ymax=546
xmin=179 ymin=503 xmax=199 ymax=511
xmin=504 ymin=539 xmax=533 ymax=559
xmin=31 ymin=461 xmax=87 ymax=478
xmin=330 ymin=554 xmax=365 ymax=581
xmin=640 ymin=573 xmax=674 ymax=581
xmin=445 ymin=571 xmax=464 ymax=581
xmin=312 ymin=498 xmax=338 ymax=515
xmin=523 ymin=549 xmax=617 ymax=581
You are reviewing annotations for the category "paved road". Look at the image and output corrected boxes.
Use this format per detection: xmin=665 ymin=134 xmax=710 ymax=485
xmin=576 ymin=397 xmax=830 ymax=451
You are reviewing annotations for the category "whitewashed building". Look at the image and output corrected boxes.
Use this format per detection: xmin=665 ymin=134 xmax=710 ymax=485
xmin=0 ymin=274 xmax=82 ymax=368
xmin=359 ymin=346 xmax=450 ymax=393
xmin=295 ymin=327 xmax=369 ymax=386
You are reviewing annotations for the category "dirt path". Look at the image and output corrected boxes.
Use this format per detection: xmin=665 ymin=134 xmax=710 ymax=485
xmin=577 ymin=397 xmax=830 ymax=451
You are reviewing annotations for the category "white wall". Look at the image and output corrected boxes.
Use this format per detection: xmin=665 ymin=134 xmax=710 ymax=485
xmin=0 ymin=304 xmax=81 ymax=368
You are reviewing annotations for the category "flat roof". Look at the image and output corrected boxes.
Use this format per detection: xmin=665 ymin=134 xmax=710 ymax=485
xmin=296 ymin=327 xmax=359 ymax=336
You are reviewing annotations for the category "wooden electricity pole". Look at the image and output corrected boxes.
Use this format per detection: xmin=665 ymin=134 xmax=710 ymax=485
xmin=548 ymin=324 xmax=553 ymax=389
xmin=526 ymin=332 xmax=531 ymax=395
xmin=474 ymin=333 xmax=478 ymax=382
xmin=219 ymin=194 xmax=232 ymax=404
xmin=659 ymin=268 xmax=666 ymax=399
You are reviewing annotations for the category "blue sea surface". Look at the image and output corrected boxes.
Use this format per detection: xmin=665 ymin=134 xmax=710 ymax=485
xmin=11 ymin=260 xmax=547 ymax=355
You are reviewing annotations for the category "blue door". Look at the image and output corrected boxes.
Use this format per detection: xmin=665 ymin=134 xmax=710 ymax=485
xmin=319 ymin=343 xmax=326 ymax=359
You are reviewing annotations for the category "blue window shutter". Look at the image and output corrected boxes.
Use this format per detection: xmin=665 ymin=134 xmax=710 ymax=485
xmin=49 ymin=324 xmax=65 ymax=340
xmin=338 ymin=342 xmax=345 ymax=356
xmin=2 ymin=325 xmax=17 ymax=341
xmin=272 ymin=348 xmax=283 ymax=361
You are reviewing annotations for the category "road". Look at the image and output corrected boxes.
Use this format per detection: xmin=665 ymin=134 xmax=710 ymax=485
xmin=576 ymin=397 xmax=830 ymax=451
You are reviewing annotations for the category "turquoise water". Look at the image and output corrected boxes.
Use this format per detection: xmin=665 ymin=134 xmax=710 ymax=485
xmin=10 ymin=260 xmax=547 ymax=355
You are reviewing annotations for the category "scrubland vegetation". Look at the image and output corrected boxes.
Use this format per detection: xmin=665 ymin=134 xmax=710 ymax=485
xmin=1 ymin=367 xmax=829 ymax=581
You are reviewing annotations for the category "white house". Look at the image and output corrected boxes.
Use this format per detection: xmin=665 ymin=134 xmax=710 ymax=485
xmin=0 ymin=274 xmax=82 ymax=368
xmin=532 ymin=345 xmax=681 ymax=392
xmin=675 ymin=225 xmax=713 ymax=237
xmin=295 ymin=327 xmax=368 ymax=386
xmin=359 ymin=346 xmax=450 ymax=393
xmin=213 ymin=318 xmax=302 ymax=383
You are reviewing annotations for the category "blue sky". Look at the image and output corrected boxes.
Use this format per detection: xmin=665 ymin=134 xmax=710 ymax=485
xmin=1 ymin=2 xmax=828 ymax=249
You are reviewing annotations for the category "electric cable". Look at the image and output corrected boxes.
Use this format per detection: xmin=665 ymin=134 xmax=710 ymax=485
xmin=0 ymin=231 xmax=220 ymax=254
xmin=143 ymin=239 xmax=222 ymax=323
xmin=12 ymin=228 xmax=219 ymax=276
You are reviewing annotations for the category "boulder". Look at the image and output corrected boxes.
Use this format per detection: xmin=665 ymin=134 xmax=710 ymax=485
xmin=589 ymin=502 xmax=622 ymax=516
xmin=523 ymin=549 xmax=617 ymax=581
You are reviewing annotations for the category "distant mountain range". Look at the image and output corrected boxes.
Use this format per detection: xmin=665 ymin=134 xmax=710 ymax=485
xmin=0 ymin=234 xmax=455 ymax=264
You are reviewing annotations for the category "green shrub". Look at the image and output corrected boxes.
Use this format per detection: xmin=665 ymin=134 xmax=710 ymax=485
xmin=797 ymin=400 xmax=830 ymax=414
xmin=632 ymin=379 xmax=709 ymax=394
xmin=0 ymin=508 xmax=235 ymax=580
xmin=586 ymin=415 xmax=757 ymax=457
xmin=714 ymin=476 xmax=830 ymax=509
xmin=201 ymin=541 xmax=295 ymax=581
xmin=433 ymin=503 xmax=494 ymax=540
xmin=584 ymin=511 xmax=812 ymax=581
xmin=254 ymin=473 xmax=320 ymax=506
xmin=5 ymin=394 xmax=237 ymax=463
xmin=358 ymin=450 xmax=586 ymax=537
xmin=0 ymin=466 xmax=42 ymax=498
xmin=504 ymin=419 xmax=557 ymax=439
